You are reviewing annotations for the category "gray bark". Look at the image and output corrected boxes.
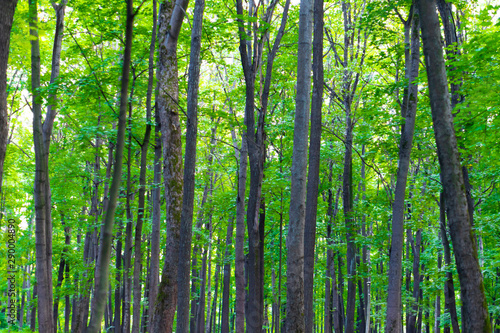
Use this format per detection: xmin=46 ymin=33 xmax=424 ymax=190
xmin=176 ymin=0 xmax=205 ymax=331
xmin=418 ymin=0 xmax=491 ymax=331
xmin=152 ymin=0 xmax=189 ymax=330
xmin=303 ymin=0 xmax=323 ymax=330
xmin=285 ymin=0 xmax=313 ymax=331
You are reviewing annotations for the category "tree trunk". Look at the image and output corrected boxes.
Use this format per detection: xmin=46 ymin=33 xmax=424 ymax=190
xmin=304 ymin=0 xmax=323 ymax=330
xmin=86 ymin=0 xmax=134 ymax=328
xmin=175 ymin=0 xmax=205 ymax=331
xmin=385 ymin=7 xmax=420 ymax=332
xmin=148 ymin=11 xmax=161 ymax=326
xmin=434 ymin=254 xmax=442 ymax=333
xmin=286 ymin=0 xmax=313 ymax=330
xmin=152 ymin=0 xmax=189 ymax=330
xmin=53 ymin=217 xmax=71 ymax=330
xmin=0 ymin=0 xmax=17 ymax=195
xmin=407 ymin=229 xmax=422 ymax=333
xmin=235 ymin=133 xmax=247 ymax=333
xmin=439 ymin=192 xmax=460 ymax=333
xmin=221 ymin=220 xmax=234 ymax=333
xmin=418 ymin=0 xmax=491 ymax=331
xmin=132 ymin=2 xmax=156 ymax=329
xmin=29 ymin=0 xmax=67 ymax=331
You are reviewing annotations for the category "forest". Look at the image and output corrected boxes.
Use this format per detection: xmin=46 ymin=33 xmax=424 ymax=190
xmin=0 ymin=0 xmax=499 ymax=332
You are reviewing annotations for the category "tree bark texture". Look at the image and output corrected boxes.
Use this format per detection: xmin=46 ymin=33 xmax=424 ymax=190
xmin=418 ymin=0 xmax=491 ymax=331
xmin=303 ymin=0 xmax=323 ymax=331
xmin=385 ymin=7 xmax=420 ymax=333
xmin=0 ymin=0 xmax=17 ymax=195
xmin=286 ymin=0 xmax=313 ymax=331
xmin=152 ymin=0 xmax=189 ymax=331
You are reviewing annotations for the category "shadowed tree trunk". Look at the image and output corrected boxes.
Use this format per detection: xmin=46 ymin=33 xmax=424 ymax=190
xmin=132 ymin=1 xmax=157 ymax=329
xmin=303 ymin=0 xmax=323 ymax=331
xmin=234 ymin=0 xmax=290 ymax=330
xmin=86 ymin=0 xmax=134 ymax=329
xmin=418 ymin=0 xmax=491 ymax=331
xmin=221 ymin=219 xmax=234 ymax=333
xmin=385 ymin=5 xmax=420 ymax=332
xmin=0 ymin=0 xmax=18 ymax=195
xmin=286 ymin=0 xmax=313 ymax=331
xmin=151 ymin=0 xmax=189 ymax=330
xmin=439 ymin=192 xmax=460 ymax=333
xmin=29 ymin=0 xmax=67 ymax=331
xmin=176 ymin=0 xmax=205 ymax=331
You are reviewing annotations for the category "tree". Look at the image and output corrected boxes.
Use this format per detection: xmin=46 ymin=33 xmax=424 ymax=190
xmin=29 ymin=0 xmax=67 ymax=331
xmin=286 ymin=0 xmax=313 ymax=331
xmin=417 ymin=0 xmax=491 ymax=331
xmin=0 ymin=0 xmax=18 ymax=195
xmin=176 ymin=0 xmax=205 ymax=331
xmin=303 ymin=0 xmax=323 ymax=331
xmin=385 ymin=4 xmax=420 ymax=332
xmin=152 ymin=0 xmax=189 ymax=331
xmin=86 ymin=0 xmax=135 ymax=329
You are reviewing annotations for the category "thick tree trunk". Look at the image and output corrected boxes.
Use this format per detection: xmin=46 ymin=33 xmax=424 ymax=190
xmin=86 ymin=0 xmax=134 ymax=329
xmin=176 ymin=1 xmax=204 ymax=331
xmin=152 ymin=1 xmax=189 ymax=331
xmin=286 ymin=0 xmax=313 ymax=331
xmin=385 ymin=7 xmax=420 ymax=332
xmin=0 ymin=0 xmax=17 ymax=195
xmin=303 ymin=0 xmax=323 ymax=331
xmin=418 ymin=0 xmax=491 ymax=331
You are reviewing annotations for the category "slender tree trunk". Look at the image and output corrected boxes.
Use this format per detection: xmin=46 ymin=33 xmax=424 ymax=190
xmin=148 ymin=17 xmax=161 ymax=328
xmin=407 ymin=229 xmax=422 ymax=333
xmin=221 ymin=220 xmax=234 ymax=333
xmin=418 ymin=0 xmax=491 ymax=331
xmin=86 ymin=0 xmax=134 ymax=329
xmin=434 ymin=254 xmax=442 ymax=333
xmin=385 ymin=7 xmax=420 ymax=332
xmin=176 ymin=1 xmax=204 ymax=331
xmin=235 ymin=131 xmax=247 ymax=333
xmin=30 ymin=0 xmax=67 ymax=331
xmin=304 ymin=0 xmax=323 ymax=331
xmin=115 ymin=215 xmax=124 ymax=333
xmin=286 ymin=0 xmax=313 ymax=331
xmin=0 ymin=0 xmax=18 ymax=195
xmin=53 ymin=217 xmax=71 ymax=330
xmin=439 ymin=192 xmax=460 ymax=333
xmin=152 ymin=1 xmax=189 ymax=331
xmin=131 ymin=5 xmax=155 ymax=327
